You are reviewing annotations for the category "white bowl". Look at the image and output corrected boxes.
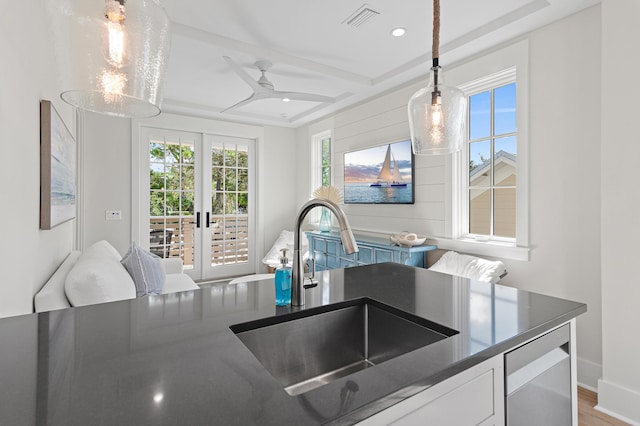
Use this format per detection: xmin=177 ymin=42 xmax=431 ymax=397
xmin=390 ymin=234 xmax=427 ymax=247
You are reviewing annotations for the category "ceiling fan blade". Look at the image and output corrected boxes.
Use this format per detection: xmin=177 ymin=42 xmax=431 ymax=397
xmin=273 ymin=91 xmax=336 ymax=103
xmin=223 ymin=56 xmax=261 ymax=91
xmin=220 ymin=94 xmax=256 ymax=113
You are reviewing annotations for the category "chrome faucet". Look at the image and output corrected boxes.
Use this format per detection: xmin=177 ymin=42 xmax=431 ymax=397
xmin=291 ymin=199 xmax=358 ymax=306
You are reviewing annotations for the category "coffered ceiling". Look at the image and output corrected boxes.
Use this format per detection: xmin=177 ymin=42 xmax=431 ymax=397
xmin=160 ymin=0 xmax=600 ymax=127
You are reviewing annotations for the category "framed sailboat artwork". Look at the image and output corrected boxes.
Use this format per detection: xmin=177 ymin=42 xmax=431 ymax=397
xmin=344 ymin=139 xmax=415 ymax=204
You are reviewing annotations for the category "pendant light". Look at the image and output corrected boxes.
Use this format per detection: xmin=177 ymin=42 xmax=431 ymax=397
xmin=59 ymin=0 xmax=171 ymax=118
xmin=408 ymin=0 xmax=466 ymax=155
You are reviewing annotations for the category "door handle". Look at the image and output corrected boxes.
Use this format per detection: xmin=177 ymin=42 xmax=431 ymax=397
xmin=206 ymin=212 xmax=210 ymax=228
xmin=196 ymin=212 xmax=201 ymax=228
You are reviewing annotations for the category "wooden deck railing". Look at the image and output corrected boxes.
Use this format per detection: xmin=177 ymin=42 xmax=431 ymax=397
xmin=149 ymin=215 xmax=249 ymax=267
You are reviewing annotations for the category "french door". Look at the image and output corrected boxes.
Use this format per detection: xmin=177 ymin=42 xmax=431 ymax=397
xmin=141 ymin=127 xmax=256 ymax=281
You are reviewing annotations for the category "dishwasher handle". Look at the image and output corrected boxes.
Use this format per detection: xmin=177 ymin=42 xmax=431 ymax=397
xmin=506 ymin=347 xmax=569 ymax=395
xmin=505 ymin=324 xmax=571 ymax=395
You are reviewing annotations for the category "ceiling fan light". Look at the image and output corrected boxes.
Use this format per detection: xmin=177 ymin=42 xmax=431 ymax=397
xmin=57 ymin=0 xmax=171 ymax=118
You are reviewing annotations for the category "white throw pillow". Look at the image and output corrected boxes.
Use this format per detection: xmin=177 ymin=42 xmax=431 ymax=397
xmin=65 ymin=255 xmax=136 ymax=307
xmin=80 ymin=239 xmax=122 ymax=261
xmin=429 ymin=251 xmax=506 ymax=283
xmin=121 ymin=242 xmax=166 ymax=297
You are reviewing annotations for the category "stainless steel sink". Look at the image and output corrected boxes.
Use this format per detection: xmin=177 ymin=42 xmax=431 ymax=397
xmin=230 ymin=298 xmax=458 ymax=396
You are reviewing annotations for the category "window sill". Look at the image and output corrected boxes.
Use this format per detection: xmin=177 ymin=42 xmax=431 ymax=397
xmin=431 ymin=237 xmax=529 ymax=261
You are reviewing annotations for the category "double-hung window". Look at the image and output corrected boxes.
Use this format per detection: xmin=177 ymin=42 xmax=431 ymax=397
xmin=310 ymin=130 xmax=332 ymax=220
xmin=456 ymin=67 xmax=527 ymax=255
xmin=468 ymin=78 xmax=517 ymax=239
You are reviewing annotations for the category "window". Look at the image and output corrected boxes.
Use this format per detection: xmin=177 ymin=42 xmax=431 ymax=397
xmin=468 ymin=80 xmax=517 ymax=239
xmin=321 ymin=136 xmax=331 ymax=187
xmin=447 ymin=43 xmax=528 ymax=260
xmin=310 ymin=130 xmax=332 ymax=221
xmin=457 ymin=68 xmax=522 ymax=246
xmin=312 ymin=131 xmax=332 ymax=189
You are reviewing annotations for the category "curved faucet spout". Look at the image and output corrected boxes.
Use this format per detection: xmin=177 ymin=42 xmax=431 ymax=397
xmin=292 ymin=199 xmax=358 ymax=306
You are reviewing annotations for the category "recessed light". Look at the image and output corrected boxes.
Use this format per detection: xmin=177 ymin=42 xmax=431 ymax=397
xmin=282 ymin=97 xmax=291 ymax=102
xmin=391 ymin=27 xmax=406 ymax=37
xmin=153 ymin=393 xmax=164 ymax=404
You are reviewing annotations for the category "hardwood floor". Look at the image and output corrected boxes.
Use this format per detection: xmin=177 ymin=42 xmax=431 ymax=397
xmin=578 ymin=387 xmax=630 ymax=425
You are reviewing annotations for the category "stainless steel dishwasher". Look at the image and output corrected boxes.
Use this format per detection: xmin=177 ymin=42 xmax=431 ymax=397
xmin=505 ymin=324 xmax=572 ymax=425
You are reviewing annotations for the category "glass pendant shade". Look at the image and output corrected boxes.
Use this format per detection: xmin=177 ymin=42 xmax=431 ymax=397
xmin=408 ymin=66 xmax=467 ymax=155
xmin=59 ymin=0 xmax=171 ymax=118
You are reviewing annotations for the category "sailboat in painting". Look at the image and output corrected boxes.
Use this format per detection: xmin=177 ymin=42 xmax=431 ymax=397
xmin=370 ymin=144 xmax=407 ymax=187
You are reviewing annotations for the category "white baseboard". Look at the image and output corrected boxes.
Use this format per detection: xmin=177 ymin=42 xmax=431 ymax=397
xmin=597 ymin=378 xmax=640 ymax=425
xmin=577 ymin=357 xmax=601 ymax=391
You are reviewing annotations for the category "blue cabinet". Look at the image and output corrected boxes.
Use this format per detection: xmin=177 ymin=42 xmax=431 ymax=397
xmin=307 ymin=231 xmax=437 ymax=271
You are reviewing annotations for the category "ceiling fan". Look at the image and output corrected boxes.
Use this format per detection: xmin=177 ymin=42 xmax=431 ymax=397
xmin=221 ymin=56 xmax=336 ymax=113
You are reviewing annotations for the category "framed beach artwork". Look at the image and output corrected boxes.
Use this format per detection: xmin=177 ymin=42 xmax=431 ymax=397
xmin=344 ymin=139 xmax=415 ymax=204
xmin=40 ymin=100 xmax=77 ymax=230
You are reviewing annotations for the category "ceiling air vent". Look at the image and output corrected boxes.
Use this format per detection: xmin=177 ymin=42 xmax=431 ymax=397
xmin=343 ymin=4 xmax=381 ymax=28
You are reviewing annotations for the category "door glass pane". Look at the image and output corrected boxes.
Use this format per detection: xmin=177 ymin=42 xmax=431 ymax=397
xmin=494 ymin=136 xmax=517 ymax=186
xmin=494 ymin=83 xmax=516 ymax=135
xmin=237 ymin=146 xmax=248 ymax=168
xmin=225 ymin=169 xmax=237 ymax=191
xmin=469 ymin=91 xmax=491 ymax=140
xmin=224 ymin=146 xmax=237 ymax=167
xmin=181 ymin=145 xmax=195 ymax=163
xmin=148 ymin=137 xmax=195 ymax=269
xmin=469 ymin=188 xmax=491 ymax=235
xmin=238 ymin=169 xmax=248 ymax=191
xmin=166 ymin=165 xmax=180 ymax=190
xmin=212 ymin=193 xmax=224 ymax=215
xmin=494 ymin=188 xmax=516 ymax=238
xmin=212 ymin=167 xmax=223 ymax=191
xmin=181 ymin=165 xmax=194 ymax=190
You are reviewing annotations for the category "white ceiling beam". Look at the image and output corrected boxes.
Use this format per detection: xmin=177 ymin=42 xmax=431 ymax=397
xmin=372 ymin=0 xmax=550 ymax=86
xmin=172 ymin=22 xmax=373 ymax=87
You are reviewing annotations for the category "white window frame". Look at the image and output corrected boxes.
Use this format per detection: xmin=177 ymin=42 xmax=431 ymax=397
xmin=311 ymin=130 xmax=332 ymax=190
xmin=442 ymin=41 xmax=529 ymax=261
xmin=309 ymin=130 xmax=333 ymax=222
xmin=459 ymin=68 xmax=517 ymax=243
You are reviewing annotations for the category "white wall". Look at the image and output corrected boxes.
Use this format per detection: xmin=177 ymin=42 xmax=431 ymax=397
xmin=296 ymin=6 xmax=603 ymax=390
xmin=261 ymin=126 xmax=297 ymax=269
xmin=0 ymin=2 xmax=75 ymax=318
xmin=599 ymin=1 xmax=640 ymax=423
xmin=502 ymin=5 xmax=603 ymax=390
xmin=82 ymin=113 xmax=132 ymax=254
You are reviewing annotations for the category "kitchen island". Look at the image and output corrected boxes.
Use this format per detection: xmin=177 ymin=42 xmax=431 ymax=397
xmin=0 ymin=263 xmax=586 ymax=425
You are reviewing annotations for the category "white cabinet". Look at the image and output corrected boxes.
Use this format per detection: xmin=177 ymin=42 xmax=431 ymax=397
xmin=358 ymin=355 xmax=504 ymax=426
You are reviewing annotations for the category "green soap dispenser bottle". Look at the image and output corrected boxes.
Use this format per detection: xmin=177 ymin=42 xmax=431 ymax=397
xmin=274 ymin=248 xmax=292 ymax=306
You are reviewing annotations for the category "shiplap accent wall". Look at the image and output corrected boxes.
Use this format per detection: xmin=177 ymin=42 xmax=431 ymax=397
xmin=332 ymin=82 xmax=450 ymax=238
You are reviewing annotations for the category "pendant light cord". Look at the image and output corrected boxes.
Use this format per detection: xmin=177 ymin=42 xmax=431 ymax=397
xmin=431 ymin=0 xmax=440 ymax=92
xmin=432 ymin=0 xmax=440 ymax=62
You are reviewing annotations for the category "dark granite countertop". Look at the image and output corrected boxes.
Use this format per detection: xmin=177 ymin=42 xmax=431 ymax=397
xmin=0 ymin=263 xmax=586 ymax=425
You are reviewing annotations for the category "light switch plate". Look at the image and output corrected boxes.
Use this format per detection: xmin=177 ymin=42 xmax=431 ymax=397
xmin=106 ymin=210 xmax=122 ymax=221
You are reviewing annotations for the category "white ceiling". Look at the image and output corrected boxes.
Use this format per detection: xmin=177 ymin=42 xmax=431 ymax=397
xmin=160 ymin=0 xmax=600 ymax=128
